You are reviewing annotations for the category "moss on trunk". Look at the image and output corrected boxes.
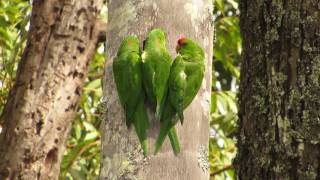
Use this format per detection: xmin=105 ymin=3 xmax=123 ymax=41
xmin=236 ymin=0 xmax=320 ymax=179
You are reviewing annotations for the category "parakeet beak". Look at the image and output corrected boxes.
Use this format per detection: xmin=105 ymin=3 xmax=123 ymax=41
xmin=176 ymin=45 xmax=180 ymax=53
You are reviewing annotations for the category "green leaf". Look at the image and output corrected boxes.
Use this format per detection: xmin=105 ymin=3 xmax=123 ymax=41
xmin=215 ymin=0 xmax=225 ymax=15
xmin=61 ymin=139 xmax=99 ymax=170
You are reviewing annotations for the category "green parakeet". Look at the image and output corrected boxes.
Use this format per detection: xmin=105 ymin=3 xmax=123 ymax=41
xmin=155 ymin=37 xmax=205 ymax=154
xmin=142 ymin=29 xmax=180 ymax=155
xmin=141 ymin=28 xmax=172 ymax=120
xmin=113 ymin=36 xmax=150 ymax=156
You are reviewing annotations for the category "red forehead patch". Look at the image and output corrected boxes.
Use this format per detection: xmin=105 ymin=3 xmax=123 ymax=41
xmin=177 ymin=37 xmax=187 ymax=46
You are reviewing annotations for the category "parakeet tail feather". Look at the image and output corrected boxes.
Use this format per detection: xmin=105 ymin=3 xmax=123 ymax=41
xmin=154 ymin=120 xmax=171 ymax=155
xmin=133 ymin=99 xmax=150 ymax=156
xmin=168 ymin=127 xmax=180 ymax=155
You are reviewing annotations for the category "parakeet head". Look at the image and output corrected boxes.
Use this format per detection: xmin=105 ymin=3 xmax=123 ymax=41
xmin=176 ymin=37 xmax=187 ymax=53
xmin=144 ymin=28 xmax=166 ymax=49
xmin=176 ymin=37 xmax=204 ymax=61
xmin=117 ymin=36 xmax=140 ymax=55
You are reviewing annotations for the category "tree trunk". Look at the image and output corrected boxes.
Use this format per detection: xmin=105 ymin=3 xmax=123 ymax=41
xmin=100 ymin=0 xmax=213 ymax=179
xmin=236 ymin=0 xmax=320 ymax=179
xmin=0 ymin=0 xmax=106 ymax=179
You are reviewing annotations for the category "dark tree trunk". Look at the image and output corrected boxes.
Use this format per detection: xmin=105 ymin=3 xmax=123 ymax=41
xmin=100 ymin=0 xmax=213 ymax=179
xmin=0 ymin=0 xmax=106 ymax=179
xmin=236 ymin=0 xmax=320 ymax=179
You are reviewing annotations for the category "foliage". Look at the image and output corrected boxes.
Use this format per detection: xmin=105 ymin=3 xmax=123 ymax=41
xmin=0 ymin=0 xmax=30 ymax=115
xmin=60 ymin=47 xmax=104 ymax=179
xmin=0 ymin=0 xmax=241 ymax=179
xmin=209 ymin=0 xmax=241 ymax=179
xmin=59 ymin=4 xmax=108 ymax=178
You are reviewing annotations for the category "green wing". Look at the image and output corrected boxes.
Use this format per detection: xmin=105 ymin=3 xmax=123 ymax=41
xmin=113 ymin=51 xmax=142 ymax=128
xmin=168 ymin=55 xmax=187 ymax=124
xmin=141 ymin=50 xmax=156 ymax=103
xmin=183 ymin=61 xmax=205 ymax=108
xmin=155 ymin=52 xmax=172 ymax=120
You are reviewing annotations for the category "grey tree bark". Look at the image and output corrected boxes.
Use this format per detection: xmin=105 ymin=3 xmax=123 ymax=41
xmin=236 ymin=0 xmax=320 ymax=179
xmin=0 ymin=0 xmax=106 ymax=179
xmin=101 ymin=0 xmax=213 ymax=179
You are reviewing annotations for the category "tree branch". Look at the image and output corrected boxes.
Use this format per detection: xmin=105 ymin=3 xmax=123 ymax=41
xmin=210 ymin=164 xmax=233 ymax=177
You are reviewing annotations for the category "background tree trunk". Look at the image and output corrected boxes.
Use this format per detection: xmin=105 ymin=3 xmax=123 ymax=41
xmin=0 ymin=0 xmax=106 ymax=179
xmin=100 ymin=0 xmax=213 ymax=179
xmin=236 ymin=0 xmax=320 ymax=179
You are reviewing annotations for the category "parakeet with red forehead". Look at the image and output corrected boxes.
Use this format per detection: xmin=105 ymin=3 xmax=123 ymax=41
xmin=155 ymin=37 xmax=205 ymax=154
xmin=142 ymin=29 xmax=181 ymax=155
xmin=113 ymin=36 xmax=150 ymax=156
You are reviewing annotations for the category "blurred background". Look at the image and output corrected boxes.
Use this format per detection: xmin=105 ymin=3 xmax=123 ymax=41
xmin=0 ymin=0 xmax=241 ymax=179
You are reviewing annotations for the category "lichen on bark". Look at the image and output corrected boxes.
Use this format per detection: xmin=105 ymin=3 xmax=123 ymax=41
xmin=236 ymin=0 xmax=320 ymax=179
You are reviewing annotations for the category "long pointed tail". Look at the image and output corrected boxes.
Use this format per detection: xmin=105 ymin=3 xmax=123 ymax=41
xmin=154 ymin=123 xmax=180 ymax=155
xmin=168 ymin=127 xmax=180 ymax=155
xmin=133 ymin=99 xmax=150 ymax=156
xmin=154 ymin=120 xmax=171 ymax=154
xmin=154 ymin=104 xmax=180 ymax=155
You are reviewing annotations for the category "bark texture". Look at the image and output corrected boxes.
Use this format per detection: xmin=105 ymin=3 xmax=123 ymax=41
xmin=0 ymin=0 xmax=106 ymax=179
xmin=236 ymin=0 xmax=320 ymax=179
xmin=100 ymin=0 xmax=213 ymax=179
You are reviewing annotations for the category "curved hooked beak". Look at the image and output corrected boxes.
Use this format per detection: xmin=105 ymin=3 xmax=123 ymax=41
xmin=175 ymin=45 xmax=180 ymax=53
